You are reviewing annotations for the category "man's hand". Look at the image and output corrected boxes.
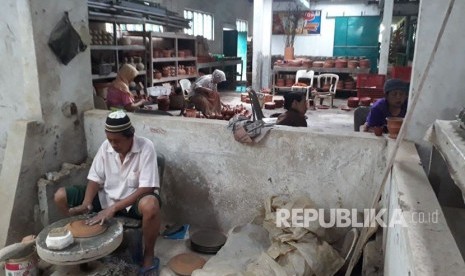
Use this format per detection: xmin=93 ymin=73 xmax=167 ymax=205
xmin=69 ymin=204 xmax=93 ymax=216
xmin=85 ymin=207 xmax=116 ymax=226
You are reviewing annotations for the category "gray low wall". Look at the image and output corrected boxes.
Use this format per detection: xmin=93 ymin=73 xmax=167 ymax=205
xmin=84 ymin=110 xmax=387 ymax=231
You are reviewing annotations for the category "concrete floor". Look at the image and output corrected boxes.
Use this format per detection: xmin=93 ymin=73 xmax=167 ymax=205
xmin=220 ymin=91 xmax=356 ymax=133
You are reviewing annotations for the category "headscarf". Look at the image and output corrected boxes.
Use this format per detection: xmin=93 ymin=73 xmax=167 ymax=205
xmin=212 ymin=69 xmax=226 ymax=84
xmin=111 ymin=64 xmax=138 ymax=94
xmin=384 ymin=79 xmax=409 ymax=94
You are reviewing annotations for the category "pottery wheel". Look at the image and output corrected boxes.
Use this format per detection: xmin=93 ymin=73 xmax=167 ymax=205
xmin=66 ymin=219 xmax=108 ymax=238
xmin=36 ymin=215 xmax=123 ymax=265
xmin=190 ymin=229 xmax=227 ymax=254
xmin=168 ymin=253 xmax=206 ymax=276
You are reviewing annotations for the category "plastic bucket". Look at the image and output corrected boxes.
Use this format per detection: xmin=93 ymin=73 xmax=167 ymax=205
xmin=4 ymin=251 xmax=38 ymax=276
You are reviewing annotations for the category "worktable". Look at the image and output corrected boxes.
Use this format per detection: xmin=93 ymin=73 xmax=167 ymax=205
xmin=272 ymin=66 xmax=370 ymax=94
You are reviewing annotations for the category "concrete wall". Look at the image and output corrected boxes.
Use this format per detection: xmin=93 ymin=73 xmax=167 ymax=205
xmin=161 ymin=0 xmax=254 ymax=54
xmin=406 ymin=0 xmax=465 ymax=170
xmin=271 ymin=1 xmax=380 ymax=57
xmin=0 ymin=0 xmax=41 ymax=173
xmin=84 ymin=110 xmax=387 ymax=231
xmin=0 ymin=0 xmax=93 ymax=246
xmin=384 ymin=142 xmax=465 ymax=275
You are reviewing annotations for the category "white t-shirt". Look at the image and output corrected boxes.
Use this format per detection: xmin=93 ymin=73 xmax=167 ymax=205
xmin=188 ymin=74 xmax=217 ymax=97
xmin=88 ymin=135 xmax=159 ymax=210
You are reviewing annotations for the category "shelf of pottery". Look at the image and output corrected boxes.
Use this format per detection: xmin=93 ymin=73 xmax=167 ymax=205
xmin=146 ymin=32 xmax=198 ymax=86
xmin=272 ymin=57 xmax=371 ymax=94
xmin=89 ymin=28 xmax=148 ymax=89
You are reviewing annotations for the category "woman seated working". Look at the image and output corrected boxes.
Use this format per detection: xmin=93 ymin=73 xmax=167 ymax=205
xmin=189 ymin=69 xmax=226 ymax=116
xmin=276 ymin=91 xmax=308 ymax=127
xmin=106 ymin=64 xmax=149 ymax=111
xmin=364 ymin=78 xmax=409 ymax=131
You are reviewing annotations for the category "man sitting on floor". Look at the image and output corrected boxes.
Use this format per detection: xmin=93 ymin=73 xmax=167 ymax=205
xmin=54 ymin=110 xmax=161 ymax=275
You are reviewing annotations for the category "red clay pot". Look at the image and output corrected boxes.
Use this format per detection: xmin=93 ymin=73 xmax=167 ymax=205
xmin=386 ymin=117 xmax=403 ymax=139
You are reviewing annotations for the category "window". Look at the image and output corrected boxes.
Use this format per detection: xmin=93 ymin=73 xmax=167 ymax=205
xmin=236 ymin=19 xmax=248 ymax=33
xmin=184 ymin=9 xmax=214 ymax=40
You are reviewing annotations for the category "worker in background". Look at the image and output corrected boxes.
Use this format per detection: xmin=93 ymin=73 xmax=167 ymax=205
xmin=364 ymin=78 xmax=409 ymax=132
xmin=54 ymin=111 xmax=161 ymax=275
xmin=276 ymin=91 xmax=308 ymax=127
xmin=106 ymin=64 xmax=149 ymax=111
xmin=189 ymin=69 xmax=226 ymax=116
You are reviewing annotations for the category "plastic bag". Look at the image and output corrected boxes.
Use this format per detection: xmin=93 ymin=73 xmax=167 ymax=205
xmin=48 ymin=12 xmax=87 ymax=65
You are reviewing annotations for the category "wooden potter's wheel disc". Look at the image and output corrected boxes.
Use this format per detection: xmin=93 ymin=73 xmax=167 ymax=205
xmin=190 ymin=230 xmax=226 ymax=254
xmin=66 ymin=219 xmax=108 ymax=238
xmin=168 ymin=253 xmax=206 ymax=276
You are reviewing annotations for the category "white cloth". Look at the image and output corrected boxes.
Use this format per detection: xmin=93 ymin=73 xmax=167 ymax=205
xmin=88 ymin=135 xmax=159 ymax=210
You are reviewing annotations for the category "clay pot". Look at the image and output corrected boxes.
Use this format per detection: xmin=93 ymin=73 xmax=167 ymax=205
xmin=264 ymin=94 xmax=273 ymax=103
xmin=302 ymin=59 xmax=313 ymax=68
xmin=273 ymin=96 xmax=284 ymax=108
xmin=178 ymin=50 xmax=185 ymax=58
xmin=387 ymin=117 xmax=403 ymax=139
xmin=347 ymin=97 xmax=360 ymax=108
xmin=276 ymin=79 xmax=285 ymax=87
xmin=162 ymin=50 xmax=172 ymax=58
xmin=157 ymin=96 xmax=170 ymax=111
xmin=323 ymin=60 xmax=335 ymax=68
xmin=118 ymin=37 xmax=131 ymax=45
xmin=154 ymin=71 xmax=162 ymax=79
xmin=313 ymin=61 xmax=324 ymax=68
xmin=265 ymin=102 xmax=276 ymax=110
xmin=240 ymin=93 xmax=248 ymax=102
xmin=285 ymin=78 xmax=295 ymax=87
xmin=335 ymin=59 xmax=348 ymax=68
xmin=360 ymin=97 xmax=372 ymax=106
xmin=359 ymin=59 xmax=370 ymax=68
xmin=373 ymin=127 xmax=383 ymax=137
xmin=135 ymin=57 xmax=145 ymax=71
xmin=185 ymin=108 xmax=196 ymax=118
xmin=348 ymin=60 xmax=359 ymax=69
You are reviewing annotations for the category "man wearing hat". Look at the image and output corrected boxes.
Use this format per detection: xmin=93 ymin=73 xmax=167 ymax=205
xmin=54 ymin=110 xmax=161 ymax=274
xmin=364 ymin=78 xmax=409 ymax=131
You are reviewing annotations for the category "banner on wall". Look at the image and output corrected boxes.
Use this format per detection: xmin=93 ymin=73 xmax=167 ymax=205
xmin=272 ymin=10 xmax=321 ymax=35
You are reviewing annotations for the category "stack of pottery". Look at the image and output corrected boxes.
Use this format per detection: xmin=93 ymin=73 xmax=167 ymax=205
xmin=386 ymin=117 xmax=403 ymax=138
xmin=178 ymin=50 xmax=185 ymax=58
xmin=285 ymin=78 xmax=295 ymax=87
xmin=276 ymin=78 xmax=285 ymax=87
xmin=162 ymin=67 xmax=170 ymax=77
